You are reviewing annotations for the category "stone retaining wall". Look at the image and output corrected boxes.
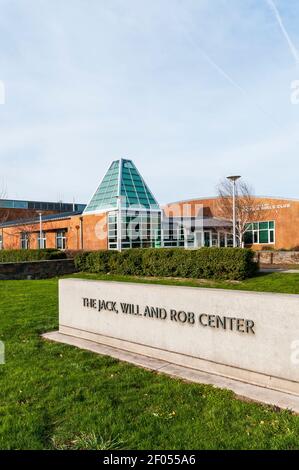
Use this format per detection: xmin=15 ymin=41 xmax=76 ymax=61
xmin=0 ymin=259 xmax=77 ymax=280
xmin=255 ymin=251 xmax=299 ymax=265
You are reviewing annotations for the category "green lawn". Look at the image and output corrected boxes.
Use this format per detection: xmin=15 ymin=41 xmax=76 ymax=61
xmin=71 ymin=271 xmax=299 ymax=294
xmin=0 ymin=274 xmax=299 ymax=450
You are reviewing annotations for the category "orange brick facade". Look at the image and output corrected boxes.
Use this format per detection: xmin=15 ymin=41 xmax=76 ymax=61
xmin=2 ymin=196 xmax=299 ymax=251
xmin=1 ymin=213 xmax=108 ymax=251
xmin=165 ymin=196 xmax=299 ymax=250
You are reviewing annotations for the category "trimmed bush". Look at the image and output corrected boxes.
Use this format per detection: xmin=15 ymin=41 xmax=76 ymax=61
xmin=0 ymin=249 xmax=67 ymax=263
xmin=75 ymin=247 xmax=257 ymax=280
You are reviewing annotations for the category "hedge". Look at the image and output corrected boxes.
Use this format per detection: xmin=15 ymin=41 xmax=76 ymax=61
xmin=74 ymin=248 xmax=257 ymax=280
xmin=0 ymin=249 xmax=67 ymax=263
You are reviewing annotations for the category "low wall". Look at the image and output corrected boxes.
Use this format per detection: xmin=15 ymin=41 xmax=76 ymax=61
xmin=55 ymin=279 xmax=299 ymax=399
xmin=256 ymin=251 xmax=299 ymax=265
xmin=0 ymin=259 xmax=77 ymax=280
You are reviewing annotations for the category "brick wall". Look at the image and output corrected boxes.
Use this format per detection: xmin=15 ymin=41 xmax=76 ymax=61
xmin=1 ymin=213 xmax=108 ymax=251
xmin=164 ymin=196 xmax=299 ymax=251
xmin=0 ymin=259 xmax=77 ymax=280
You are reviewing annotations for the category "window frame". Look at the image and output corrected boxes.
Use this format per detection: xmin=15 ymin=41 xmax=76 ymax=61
xmin=244 ymin=221 xmax=275 ymax=245
xmin=56 ymin=230 xmax=67 ymax=250
xmin=20 ymin=232 xmax=30 ymax=250
xmin=37 ymin=231 xmax=47 ymax=249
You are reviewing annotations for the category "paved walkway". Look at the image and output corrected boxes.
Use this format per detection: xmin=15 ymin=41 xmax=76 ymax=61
xmin=260 ymin=268 xmax=299 ymax=274
xmin=43 ymin=331 xmax=299 ymax=414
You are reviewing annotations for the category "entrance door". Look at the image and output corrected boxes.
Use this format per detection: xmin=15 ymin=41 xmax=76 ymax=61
xmin=219 ymin=232 xmax=226 ymax=247
xmin=204 ymin=231 xmax=211 ymax=247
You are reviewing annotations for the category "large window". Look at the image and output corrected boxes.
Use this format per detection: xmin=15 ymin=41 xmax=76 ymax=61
xmin=20 ymin=232 xmax=29 ymax=250
xmin=108 ymin=210 xmax=161 ymax=250
xmin=108 ymin=212 xmax=118 ymax=250
xmin=37 ymin=231 xmax=47 ymax=249
xmin=56 ymin=230 xmax=67 ymax=250
xmin=244 ymin=221 xmax=275 ymax=245
xmin=163 ymin=217 xmax=185 ymax=247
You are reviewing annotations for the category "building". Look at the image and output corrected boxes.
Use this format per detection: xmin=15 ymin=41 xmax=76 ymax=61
xmin=0 ymin=159 xmax=162 ymax=251
xmin=0 ymin=198 xmax=86 ymax=223
xmin=164 ymin=196 xmax=299 ymax=250
xmin=0 ymin=159 xmax=298 ymax=251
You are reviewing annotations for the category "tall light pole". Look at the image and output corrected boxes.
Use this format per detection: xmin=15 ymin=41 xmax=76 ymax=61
xmin=226 ymin=176 xmax=241 ymax=248
xmin=38 ymin=212 xmax=43 ymax=249
xmin=116 ymin=196 xmax=122 ymax=252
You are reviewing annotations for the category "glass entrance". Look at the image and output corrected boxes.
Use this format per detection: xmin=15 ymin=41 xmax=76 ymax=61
xmin=204 ymin=231 xmax=211 ymax=247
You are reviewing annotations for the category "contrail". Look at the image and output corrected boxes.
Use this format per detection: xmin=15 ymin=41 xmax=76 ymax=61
xmin=173 ymin=16 xmax=284 ymax=130
xmin=266 ymin=0 xmax=299 ymax=68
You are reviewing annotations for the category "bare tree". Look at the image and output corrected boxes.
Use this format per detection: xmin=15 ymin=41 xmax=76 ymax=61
xmin=216 ymin=178 xmax=265 ymax=247
xmin=8 ymin=220 xmax=39 ymax=249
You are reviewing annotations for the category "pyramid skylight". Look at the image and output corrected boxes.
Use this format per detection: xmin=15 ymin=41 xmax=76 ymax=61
xmin=84 ymin=159 xmax=160 ymax=213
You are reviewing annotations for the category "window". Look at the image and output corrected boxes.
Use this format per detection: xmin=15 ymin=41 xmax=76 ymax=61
xmin=163 ymin=220 xmax=185 ymax=247
xmin=108 ymin=212 xmax=118 ymax=250
xmin=244 ymin=221 xmax=275 ymax=245
xmin=38 ymin=231 xmax=46 ymax=249
xmin=0 ymin=233 xmax=3 ymax=250
xmin=226 ymin=233 xmax=234 ymax=247
xmin=108 ymin=210 xmax=161 ymax=250
xmin=20 ymin=232 xmax=29 ymax=250
xmin=56 ymin=230 xmax=67 ymax=250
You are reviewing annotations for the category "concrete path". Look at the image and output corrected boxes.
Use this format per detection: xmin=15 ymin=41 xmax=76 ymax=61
xmin=43 ymin=331 xmax=299 ymax=414
xmin=260 ymin=268 xmax=299 ymax=274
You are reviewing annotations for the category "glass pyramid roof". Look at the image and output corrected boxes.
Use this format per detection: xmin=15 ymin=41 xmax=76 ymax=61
xmin=84 ymin=159 xmax=160 ymax=213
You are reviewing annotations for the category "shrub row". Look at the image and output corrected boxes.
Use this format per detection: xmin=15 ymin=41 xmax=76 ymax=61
xmin=0 ymin=249 xmax=67 ymax=263
xmin=75 ymin=248 xmax=257 ymax=280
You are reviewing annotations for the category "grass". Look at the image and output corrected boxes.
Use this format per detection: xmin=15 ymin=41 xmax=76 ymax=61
xmin=70 ymin=271 xmax=299 ymax=294
xmin=0 ymin=274 xmax=299 ymax=449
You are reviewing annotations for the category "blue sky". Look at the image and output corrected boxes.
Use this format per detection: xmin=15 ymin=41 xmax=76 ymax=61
xmin=0 ymin=0 xmax=299 ymax=205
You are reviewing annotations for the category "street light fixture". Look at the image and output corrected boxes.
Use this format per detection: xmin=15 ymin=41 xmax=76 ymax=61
xmin=226 ymin=176 xmax=241 ymax=248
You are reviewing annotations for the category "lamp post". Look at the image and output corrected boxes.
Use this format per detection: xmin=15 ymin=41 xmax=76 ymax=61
xmin=226 ymin=176 xmax=241 ymax=248
xmin=116 ymin=196 xmax=122 ymax=252
xmin=38 ymin=212 xmax=43 ymax=249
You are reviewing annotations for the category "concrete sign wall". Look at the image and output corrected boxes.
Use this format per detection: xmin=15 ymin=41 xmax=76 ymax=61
xmin=58 ymin=279 xmax=299 ymax=396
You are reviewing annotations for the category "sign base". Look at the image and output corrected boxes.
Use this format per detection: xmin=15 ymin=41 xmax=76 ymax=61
xmin=43 ymin=330 xmax=299 ymax=414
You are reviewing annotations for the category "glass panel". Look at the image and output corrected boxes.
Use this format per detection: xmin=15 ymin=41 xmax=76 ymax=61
xmin=244 ymin=231 xmax=253 ymax=244
xmin=219 ymin=232 xmax=226 ymax=247
xmin=85 ymin=159 xmax=160 ymax=213
xmin=226 ymin=234 xmax=233 ymax=247
xmin=259 ymin=230 xmax=269 ymax=244
xmin=84 ymin=161 xmax=119 ymax=212
xmin=211 ymin=233 xmax=218 ymax=247
xmin=204 ymin=232 xmax=211 ymax=247
xmin=269 ymin=230 xmax=274 ymax=243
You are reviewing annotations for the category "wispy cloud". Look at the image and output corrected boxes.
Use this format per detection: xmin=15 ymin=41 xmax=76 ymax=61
xmin=1 ymin=0 xmax=299 ymax=202
xmin=172 ymin=14 xmax=283 ymax=130
xmin=266 ymin=0 xmax=299 ymax=68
